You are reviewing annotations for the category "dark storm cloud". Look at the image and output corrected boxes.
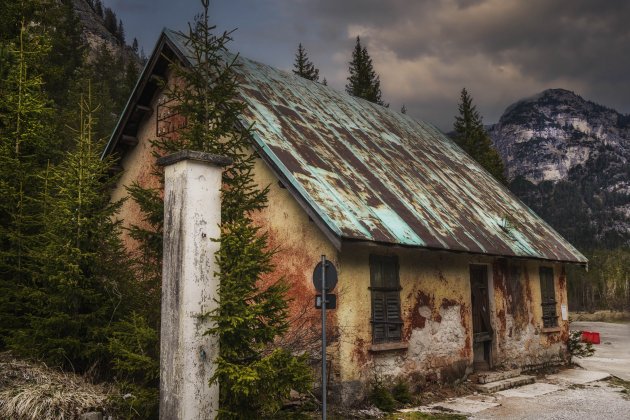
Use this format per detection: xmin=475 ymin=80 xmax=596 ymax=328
xmin=109 ymin=0 xmax=630 ymax=130
xmin=280 ymin=0 xmax=630 ymax=128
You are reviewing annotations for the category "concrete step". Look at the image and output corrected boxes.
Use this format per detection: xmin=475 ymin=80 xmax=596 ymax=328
xmin=475 ymin=369 xmax=522 ymax=384
xmin=475 ymin=375 xmax=536 ymax=393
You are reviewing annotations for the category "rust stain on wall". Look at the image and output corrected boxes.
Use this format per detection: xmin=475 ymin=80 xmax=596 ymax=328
xmin=493 ymin=259 xmax=509 ymax=299
xmin=497 ymin=309 xmax=507 ymax=338
xmin=558 ymin=266 xmax=567 ymax=293
xmin=352 ymin=337 xmax=368 ymax=366
xmin=459 ymin=302 xmax=472 ymax=358
xmin=440 ymin=297 xmax=458 ymax=309
xmin=405 ymin=290 xmax=435 ymax=339
xmin=523 ymin=267 xmax=536 ymax=326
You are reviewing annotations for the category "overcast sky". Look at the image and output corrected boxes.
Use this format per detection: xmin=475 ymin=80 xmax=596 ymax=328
xmin=104 ymin=0 xmax=630 ymax=131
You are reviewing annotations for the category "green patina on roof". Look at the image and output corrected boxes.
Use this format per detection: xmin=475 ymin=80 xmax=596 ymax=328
xmin=104 ymin=29 xmax=587 ymax=264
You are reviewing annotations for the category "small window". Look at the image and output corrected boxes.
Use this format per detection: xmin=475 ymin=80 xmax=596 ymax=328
xmin=370 ymin=255 xmax=402 ymax=343
xmin=539 ymin=267 xmax=558 ymax=328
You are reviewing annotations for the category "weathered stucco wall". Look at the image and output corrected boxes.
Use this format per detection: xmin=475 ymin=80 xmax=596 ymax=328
xmin=334 ymin=245 xmax=569 ymax=402
xmin=336 ymin=246 xmax=477 ymax=401
xmin=250 ymin=158 xmax=339 ymax=358
xmin=112 ymin=85 xmax=164 ymax=253
xmin=491 ymin=260 xmax=569 ymax=369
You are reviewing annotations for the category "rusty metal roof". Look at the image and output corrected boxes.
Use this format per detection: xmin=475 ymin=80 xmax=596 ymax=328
xmin=107 ymin=29 xmax=587 ymax=264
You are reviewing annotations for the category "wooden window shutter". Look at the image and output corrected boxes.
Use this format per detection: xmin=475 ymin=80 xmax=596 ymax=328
xmin=372 ymin=292 xmax=386 ymax=343
xmin=370 ymin=255 xmax=402 ymax=343
xmin=386 ymin=291 xmax=402 ymax=340
xmin=539 ymin=267 xmax=558 ymax=328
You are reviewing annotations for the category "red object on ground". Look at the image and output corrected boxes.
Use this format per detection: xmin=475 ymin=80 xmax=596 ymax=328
xmin=581 ymin=331 xmax=600 ymax=344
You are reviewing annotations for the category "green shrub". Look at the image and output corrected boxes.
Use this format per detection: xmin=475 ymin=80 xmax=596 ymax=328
xmin=369 ymin=377 xmax=396 ymax=412
xmin=567 ymin=330 xmax=595 ymax=364
xmin=392 ymin=379 xmax=413 ymax=404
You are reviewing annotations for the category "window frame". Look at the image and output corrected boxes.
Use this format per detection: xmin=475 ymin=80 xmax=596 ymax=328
xmin=539 ymin=266 xmax=558 ymax=328
xmin=369 ymin=255 xmax=403 ymax=344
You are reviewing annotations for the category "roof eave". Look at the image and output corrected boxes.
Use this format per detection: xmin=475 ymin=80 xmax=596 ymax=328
xmin=341 ymin=237 xmax=588 ymax=266
xmin=102 ymin=29 xmax=192 ymax=160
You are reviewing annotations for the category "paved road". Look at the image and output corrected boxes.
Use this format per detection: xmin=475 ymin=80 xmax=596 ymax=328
xmin=467 ymin=379 xmax=630 ymax=420
xmin=406 ymin=321 xmax=630 ymax=419
xmin=571 ymin=321 xmax=630 ymax=381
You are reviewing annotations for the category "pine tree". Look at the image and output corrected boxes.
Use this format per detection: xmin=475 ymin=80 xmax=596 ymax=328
xmin=346 ymin=36 xmax=385 ymax=105
xmin=453 ymin=88 xmax=506 ymax=183
xmin=0 ymin=14 xmax=56 ymax=345
xmin=103 ymin=7 xmax=117 ymax=35
xmin=401 ymin=104 xmax=407 ymax=114
xmin=44 ymin=0 xmax=85 ymax=108
xmin=7 ymin=87 xmax=132 ymax=373
xmin=87 ymin=44 xmax=130 ymax=141
xmin=95 ymin=0 xmax=103 ymax=18
xmin=117 ymin=18 xmax=125 ymax=44
xmin=132 ymin=37 xmax=139 ymax=53
xmin=152 ymin=3 xmax=311 ymax=417
xmin=292 ymin=43 xmax=319 ymax=82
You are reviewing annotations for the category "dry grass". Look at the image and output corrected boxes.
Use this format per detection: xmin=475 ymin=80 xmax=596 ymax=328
xmin=571 ymin=310 xmax=630 ymax=323
xmin=0 ymin=352 xmax=114 ymax=420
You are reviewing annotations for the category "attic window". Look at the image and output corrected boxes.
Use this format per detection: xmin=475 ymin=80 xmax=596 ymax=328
xmin=539 ymin=267 xmax=558 ymax=328
xmin=369 ymin=255 xmax=402 ymax=344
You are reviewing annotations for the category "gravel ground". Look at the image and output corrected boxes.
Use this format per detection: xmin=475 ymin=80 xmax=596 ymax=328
xmin=468 ymin=379 xmax=630 ymax=420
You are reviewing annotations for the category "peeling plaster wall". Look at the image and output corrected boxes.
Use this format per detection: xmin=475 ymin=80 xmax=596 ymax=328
xmin=491 ymin=260 xmax=569 ymax=369
xmin=335 ymin=245 xmax=569 ymax=402
xmin=249 ymin=158 xmax=339 ymax=363
xmin=336 ymin=246 xmax=478 ymax=402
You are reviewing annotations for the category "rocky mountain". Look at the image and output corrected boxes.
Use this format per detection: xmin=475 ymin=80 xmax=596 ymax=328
xmin=71 ymin=0 xmax=140 ymax=66
xmin=489 ymin=89 xmax=630 ymax=249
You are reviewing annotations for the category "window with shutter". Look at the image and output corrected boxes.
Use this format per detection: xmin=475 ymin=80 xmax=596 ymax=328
xmin=370 ymin=255 xmax=402 ymax=343
xmin=539 ymin=267 xmax=558 ymax=328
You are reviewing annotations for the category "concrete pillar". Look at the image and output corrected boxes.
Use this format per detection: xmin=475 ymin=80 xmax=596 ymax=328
xmin=157 ymin=150 xmax=232 ymax=420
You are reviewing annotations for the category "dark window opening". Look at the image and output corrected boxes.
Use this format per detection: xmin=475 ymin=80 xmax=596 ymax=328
xmin=370 ymin=255 xmax=402 ymax=343
xmin=539 ymin=267 xmax=558 ymax=328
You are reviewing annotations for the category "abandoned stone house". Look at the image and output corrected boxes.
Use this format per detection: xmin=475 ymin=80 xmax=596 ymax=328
xmin=103 ymin=29 xmax=587 ymax=402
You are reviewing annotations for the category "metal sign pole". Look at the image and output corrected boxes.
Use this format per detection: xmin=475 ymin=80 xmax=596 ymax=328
xmin=321 ymin=254 xmax=327 ymax=420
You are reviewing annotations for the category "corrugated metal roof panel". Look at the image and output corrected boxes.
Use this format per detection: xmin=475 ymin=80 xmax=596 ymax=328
xmin=160 ymin=30 xmax=587 ymax=263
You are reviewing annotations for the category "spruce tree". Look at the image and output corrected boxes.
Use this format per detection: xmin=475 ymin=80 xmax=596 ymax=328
xmin=292 ymin=43 xmax=319 ymax=82
xmin=44 ymin=0 xmax=85 ymax=108
xmin=117 ymin=18 xmax=125 ymax=44
xmin=0 ymin=15 xmax=56 ymax=345
xmin=95 ymin=0 xmax=103 ymax=18
xmin=149 ymin=2 xmax=311 ymax=417
xmin=453 ymin=88 xmax=507 ymax=183
xmin=103 ymin=7 xmax=117 ymax=35
xmin=8 ymin=87 xmax=132 ymax=373
xmin=87 ymin=44 xmax=134 ymax=141
xmin=346 ymin=36 xmax=385 ymax=105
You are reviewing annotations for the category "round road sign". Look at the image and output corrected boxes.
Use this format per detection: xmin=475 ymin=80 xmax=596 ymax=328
xmin=312 ymin=259 xmax=338 ymax=291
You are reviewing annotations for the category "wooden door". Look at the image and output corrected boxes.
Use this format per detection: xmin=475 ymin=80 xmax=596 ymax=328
xmin=470 ymin=265 xmax=493 ymax=370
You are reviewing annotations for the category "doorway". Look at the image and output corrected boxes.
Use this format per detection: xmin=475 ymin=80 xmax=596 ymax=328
xmin=470 ymin=265 xmax=493 ymax=371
